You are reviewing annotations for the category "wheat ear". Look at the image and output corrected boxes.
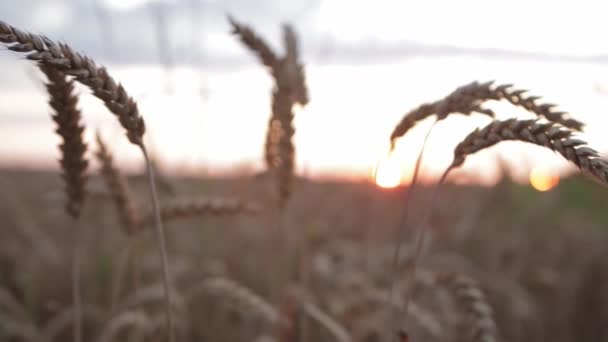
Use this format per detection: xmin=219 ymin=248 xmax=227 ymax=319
xmin=401 ymin=119 xmax=606 ymax=338
xmin=436 ymin=273 xmax=498 ymax=342
xmin=390 ymin=81 xmax=497 ymax=148
xmin=41 ymin=65 xmax=88 ymax=218
xmin=186 ymin=277 xmax=285 ymax=327
xmin=282 ymin=24 xmax=309 ymax=106
xmin=231 ymin=17 xmax=307 ymax=209
xmin=0 ymin=21 xmax=173 ymax=341
xmin=228 ymin=16 xmax=278 ymax=71
xmin=451 ymin=118 xmax=608 ymax=184
xmin=389 ymin=81 xmax=583 ymax=148
xmin=141 ymin=197 xmax=259 ymax=226
xmin=95 ymin=133 xmax=142 ymax=235
xmin=0 ymin=22 xmax=144 ymax=145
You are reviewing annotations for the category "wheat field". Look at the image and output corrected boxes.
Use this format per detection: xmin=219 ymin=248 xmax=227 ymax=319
xmin=0 ymin=12 xmax=607 ymax=342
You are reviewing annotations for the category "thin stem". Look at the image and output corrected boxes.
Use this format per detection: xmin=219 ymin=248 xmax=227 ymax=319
xmin=272 ymin=206 xmax=288 ymax=340
xmin=399 ymin=166 xmax=452 ymax=338
xmin=109 ymin=240 xmax=134 ymax=311
xmin=140 ymin=145 xmax=174 ymax=342
xmin=298 ymin=224 xmax=311 ymax=342
xmin=385 ymin=120 xmax=437 ymax=340
xmin=71 ymin=218 xmax=84 ymax=342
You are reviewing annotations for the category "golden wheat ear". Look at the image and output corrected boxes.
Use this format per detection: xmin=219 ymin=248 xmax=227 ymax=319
xmin=435 ymin=272 xmax=498 ymax=342
xmin=450 ymin=118 xmax=608 ymax=185
xmin=230 ymin=17 xmax=307 ymax=209
xmin=41 ymin=65 xmax=88 ymax=219
xmin=186 ymin=277 xmax=285 ymax=328
xmin=389 ymin=81 xmax=583 ymax=148
xmin=0 ymin=21 xmax=145 ymax=146
xmin=228 ymin=16 xmax=279 ymax=71
xmin=95 ymin=132 xmax=142 ymax=235
xmin=141 ymin=197 xmax=260 ymax=226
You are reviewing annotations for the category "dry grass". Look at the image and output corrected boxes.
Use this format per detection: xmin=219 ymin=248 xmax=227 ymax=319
xmin=0 ymin=169 xmax=607 ymax=341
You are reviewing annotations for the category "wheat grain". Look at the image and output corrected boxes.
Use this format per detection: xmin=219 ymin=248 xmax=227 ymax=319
xmin=451 ymin=118 xmax=608 ymax=185
xmin=95 ymin=133 xmax=142 ymax=235
xmin=0 ymin=21 xmax=145 ymax=146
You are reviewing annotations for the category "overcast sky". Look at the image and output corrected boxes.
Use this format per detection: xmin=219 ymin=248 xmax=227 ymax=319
xmin=2 ymin=0 xmax=608 ymax=67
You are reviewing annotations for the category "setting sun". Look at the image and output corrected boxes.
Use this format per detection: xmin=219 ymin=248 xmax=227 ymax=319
xmin=529 ymin=166 xmax=560 ymax=192
xmin=373 ymin=152 xmax=404 ymax=188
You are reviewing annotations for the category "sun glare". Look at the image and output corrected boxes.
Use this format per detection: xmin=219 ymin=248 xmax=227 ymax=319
xmin=373 ymin=152 xmax=403 ymax=189
xmin=529 ymin=166 xmax=560 ymax=192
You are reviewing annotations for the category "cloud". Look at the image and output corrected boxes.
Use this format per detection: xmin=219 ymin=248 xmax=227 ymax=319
xmin=1 ymin=0 xmax=607 ymax=69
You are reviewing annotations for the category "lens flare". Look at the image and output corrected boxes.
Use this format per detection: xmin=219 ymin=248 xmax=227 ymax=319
xmin=529 ymin=166 xmax=560 ymax=192
xmin=373 ymin=152 xmax=403 ymax=188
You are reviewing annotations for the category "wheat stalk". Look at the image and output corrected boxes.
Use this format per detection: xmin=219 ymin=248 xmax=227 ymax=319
xmin=40 ymin=64 xmax=89 ymax=342
xmin=450 ymin=118 xmax=608 ymax=184
xmin=0 ymin=21 xmax=174 ymax=341
xmin=140 ymin=197 xmax=259 ymax=226
xmin=389 ymin=81 xmax=583 ymax=148
xmin=231 ymin=19 xmax=308 ymax=329
xmin=400 ymin=119 xmax=606 ymax=339
xmin=301 ymin=301 xmax=352 ymax=342
xmin=231 ymin=17 xmax=307 ymax=209
xmin=95 ymin=132 xmax=142 ymax=235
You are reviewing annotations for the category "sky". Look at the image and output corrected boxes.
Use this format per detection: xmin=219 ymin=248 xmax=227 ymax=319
xmin=1 ymin=0 xmax=608 ymax=184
